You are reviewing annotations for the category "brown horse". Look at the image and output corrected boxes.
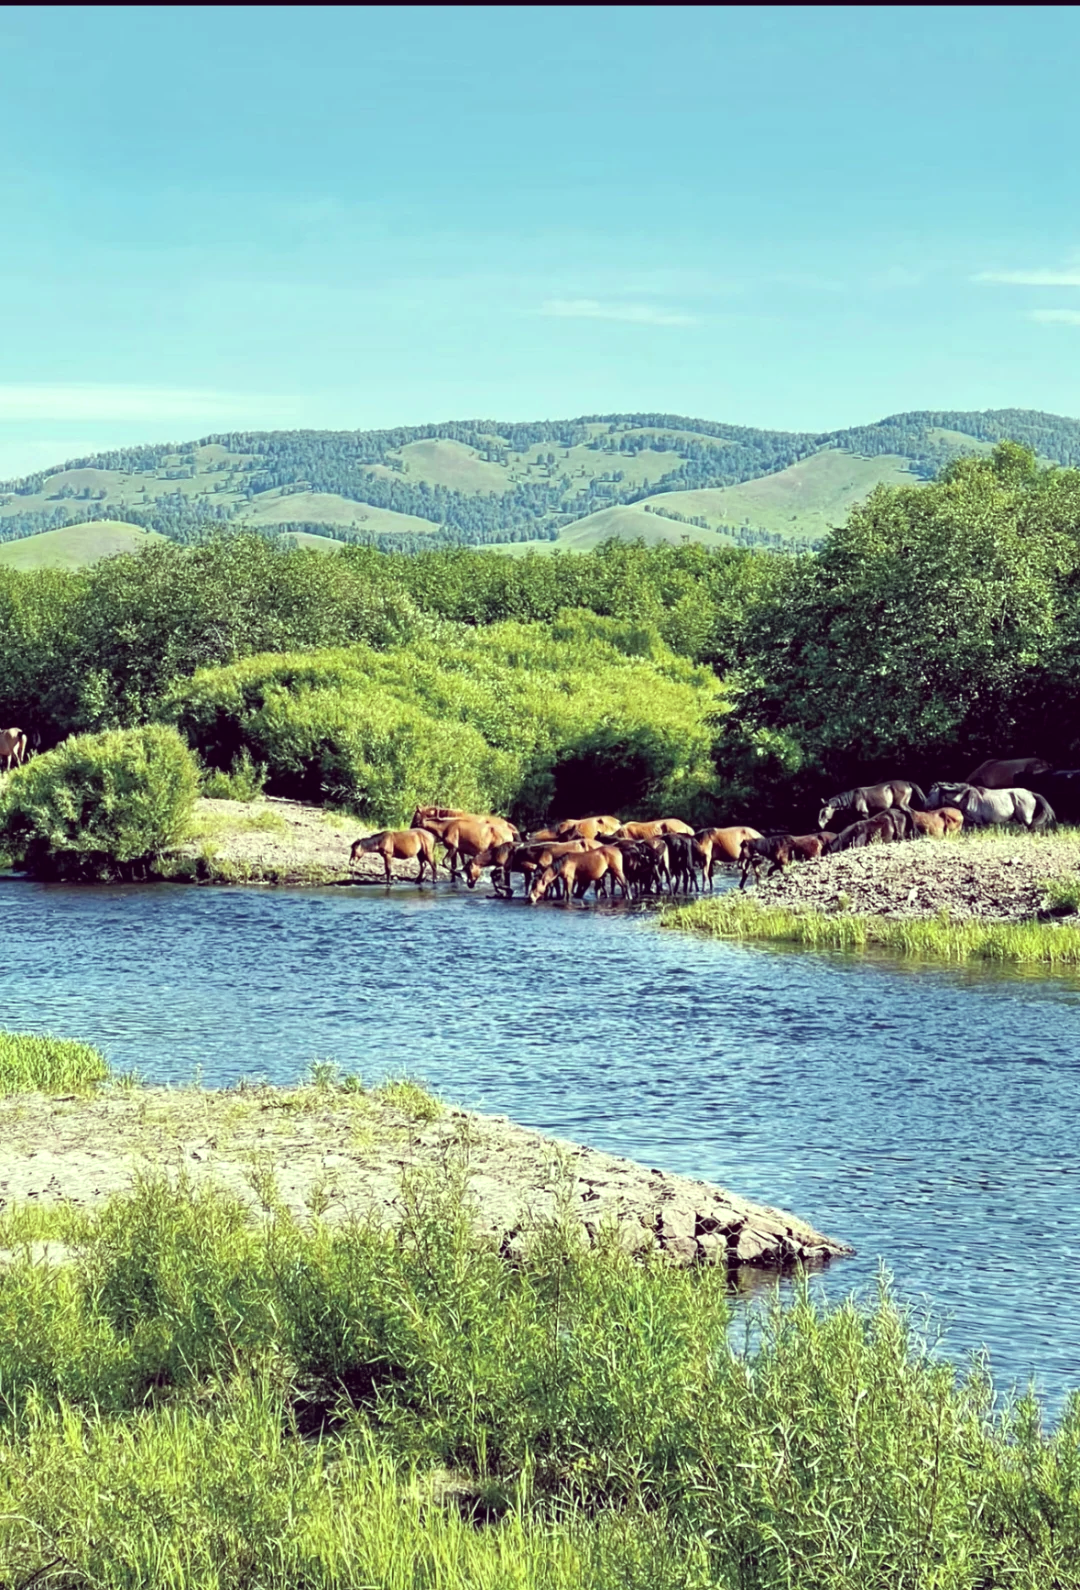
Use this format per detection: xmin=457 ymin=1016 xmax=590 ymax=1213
xmin=611 ymin=818 xmax=694 ymax=842
xmin=693 ymin=825 xmax=764 ymax=886
xmin=412 ymin=807 xmax=519 ymax=842
xmin=964 ymin=757 xmax=1051 ymax=789
xmin=553 ymin=814 xmax=622 ymax=841
xmin=0 ymin=729 xmax=27 ymax=772
xmin=350 ymin=828 xmax=437 ymax=884
xmin=464 ymin=838 xmax=592 ymax=894
xmin=818 ymin=780 xmax=926 ymax=829
xmin=413 ymin=812 xmax=517 ymax=876
xmin=909 ymin=806 xmax=964 ymax=838
xmin=529 ymin=845 xmax=630 ymax=904
xmin=825 ymin=812 xmax=900 ymax=852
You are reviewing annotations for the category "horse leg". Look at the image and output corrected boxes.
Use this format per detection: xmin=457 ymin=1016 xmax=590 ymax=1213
xmin=383 ymin=854 xmax=393 ymax=884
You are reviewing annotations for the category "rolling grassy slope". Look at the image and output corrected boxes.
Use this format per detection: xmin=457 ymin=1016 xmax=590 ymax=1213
xmin=0 ymin=521 xmax=165 ymax=568
xmin=554 ymin=503 xmax=737 ymax=550
xmin=639 ymin=449 xmax=921 ymax=540
xmin=240 ymin=490 xmax=439 ymax=536
xmin=0 ymin=408 xmax=1076 ymax=553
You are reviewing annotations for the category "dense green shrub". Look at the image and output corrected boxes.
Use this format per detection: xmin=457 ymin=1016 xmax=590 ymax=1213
xmin=0 ymin=725 xmax=199 ymax=879
xmin=169 ymin=614 xmax=726 ymax=825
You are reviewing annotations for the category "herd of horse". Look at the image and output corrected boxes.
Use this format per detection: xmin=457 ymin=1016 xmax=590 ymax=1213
xmin=348 ymin=755 xmax=1070 ymax=905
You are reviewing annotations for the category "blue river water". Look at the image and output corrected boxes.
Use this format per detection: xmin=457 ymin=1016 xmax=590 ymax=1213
xmin=2 ymin=876 xmax=1080 ymax=1408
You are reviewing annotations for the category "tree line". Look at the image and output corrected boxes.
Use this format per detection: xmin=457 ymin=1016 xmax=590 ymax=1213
xmin=0 ymin=442 xmax=1078 ymax=824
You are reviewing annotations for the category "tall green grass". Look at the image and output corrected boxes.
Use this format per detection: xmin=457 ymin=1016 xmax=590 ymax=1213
xmin=0 ymin=1030 xmax=109 ymax=1092
xmin=1 ymin=1170 xmax=1080 ymax=1586
xmin=664 ymin=894 xmax=1080 ymax=964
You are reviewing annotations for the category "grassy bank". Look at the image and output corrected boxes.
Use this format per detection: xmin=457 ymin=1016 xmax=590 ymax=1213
xmin=1 ymin=1041 xmax=1079 ymax=1583
xmin=3 ymin=1166 xmax=1080 ymax=1588
xmin=663 ymin=893 xmax=1080 ymax=964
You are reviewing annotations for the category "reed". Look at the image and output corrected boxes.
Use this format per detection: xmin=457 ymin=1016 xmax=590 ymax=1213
xmin=663 ymin=894 xmax=1080 ymax=964
xmin=1 ymin=1171 xmax=1080 ymax=1586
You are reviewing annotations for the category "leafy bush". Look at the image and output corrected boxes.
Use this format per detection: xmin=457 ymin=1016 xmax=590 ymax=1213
xmin=0 ymin=725 xmax=199 ymax=879
xmin=169 ymin=615 xmax=726 ymax=826
xmin=0 ymin=1031 xmax=109 ymax=1093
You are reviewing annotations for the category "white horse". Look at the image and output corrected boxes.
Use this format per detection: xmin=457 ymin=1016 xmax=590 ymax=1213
xmin=927 ymin=782 xmax=1054 ymax=829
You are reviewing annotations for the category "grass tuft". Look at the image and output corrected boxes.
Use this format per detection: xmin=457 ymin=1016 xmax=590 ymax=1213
xmin=0 ymin=1031 xmax=110 ymax=1093
xmin=663 ymin=893 xmax=1080 ymax=963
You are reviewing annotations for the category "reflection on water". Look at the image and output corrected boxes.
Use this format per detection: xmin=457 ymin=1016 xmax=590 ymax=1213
xmin=3 ymin=878 xmax=1080 ymax=1409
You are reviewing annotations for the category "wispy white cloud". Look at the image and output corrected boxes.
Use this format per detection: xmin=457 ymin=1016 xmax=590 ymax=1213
xmin=0 ymin=384 xmax=294 ymax=423
xmin=1028 ymin=308 xmax=1080 ymax=325
xmin=975 ymin=268 xmax=1080 ymax=287
xmin=539 ymin=298 xmax=698 ymax=327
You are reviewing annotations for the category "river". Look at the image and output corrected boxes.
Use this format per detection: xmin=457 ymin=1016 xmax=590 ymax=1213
xmin=3 ymin=877 xmax=1080 ymax=1409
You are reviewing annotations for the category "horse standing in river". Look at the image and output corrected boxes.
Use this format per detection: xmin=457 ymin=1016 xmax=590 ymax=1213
xmin=818 ymin=779 xmax=926 ymax=829
xmin=927 ymin=783 xmax=1055 ymax=829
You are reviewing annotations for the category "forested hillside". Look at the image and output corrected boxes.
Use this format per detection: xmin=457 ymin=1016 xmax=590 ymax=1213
xmin=3 ymin=407 xmax=1080 ymax=554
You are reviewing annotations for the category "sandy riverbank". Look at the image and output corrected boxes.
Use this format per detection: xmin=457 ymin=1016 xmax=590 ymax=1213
xmin=166 ymin=796 xmax=424 ymax=885
xmin=0 ymin=1080 xmax=851 ymax=1271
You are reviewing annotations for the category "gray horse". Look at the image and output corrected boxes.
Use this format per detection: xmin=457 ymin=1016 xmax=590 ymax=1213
xmin=818 ymin=778 xmax=926 ymax=830
xmin=927 ymin=782 xmax=1055 ymax=829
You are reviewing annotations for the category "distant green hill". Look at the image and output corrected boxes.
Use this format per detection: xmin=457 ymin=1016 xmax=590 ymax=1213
xmin=0 ymin=520 xmax=165 ymax=569
xmin=0 ymin=408 xmax=1077 ymax=555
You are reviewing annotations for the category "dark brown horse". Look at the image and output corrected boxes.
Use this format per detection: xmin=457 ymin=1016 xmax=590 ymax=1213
xmin=739 ymin=832 xmax=836 ymax=887
xmin=818 ymin=779 xmax=926 ymax=829
xmin=964 ymin=757 xmax=1051 ymax=790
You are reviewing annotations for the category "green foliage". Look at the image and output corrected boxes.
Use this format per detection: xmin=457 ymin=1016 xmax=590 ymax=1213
xmin=1042 ymin=874 xmax=1080 ymax=915
xmin=0 ymin=1031 xmax=109 ymax=1093
xmin=6 ymin=439 xmax=1080 ymax=827
xmin=200 ymin=748 xmax=267 ymax=801
xmin=0 ymin=725 xmax=199 ymax=879
xmin=2 ymin=1174 xmax=1080 ymax=1585
xmin=0 ymin=533 xmax=419 ymax=736
xmin=169 ymin=616 xmax=725 ymax=825
xmin=723 ymin=443 xmax=1080 ymax=812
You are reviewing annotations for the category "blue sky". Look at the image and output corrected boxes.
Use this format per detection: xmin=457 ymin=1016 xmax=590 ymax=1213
xmin=1 ymin=4 xmax=1079 ymax=476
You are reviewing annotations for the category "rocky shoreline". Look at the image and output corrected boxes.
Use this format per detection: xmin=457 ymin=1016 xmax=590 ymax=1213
xmin=0 ymin=1082 xmax=852 ymax=1271
xmin=745 ymin=830 xmax=1080 ymax=921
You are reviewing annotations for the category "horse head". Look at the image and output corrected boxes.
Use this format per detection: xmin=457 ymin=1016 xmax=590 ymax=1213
xmin=818 ymin=801 xmax=836 ymax=829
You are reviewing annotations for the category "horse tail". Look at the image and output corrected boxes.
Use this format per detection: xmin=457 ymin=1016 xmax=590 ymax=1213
xmin=907 ymin=782 xmax=927 ymax=811
xmin=1031 ymin=793 xmax=1056 ymax=828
